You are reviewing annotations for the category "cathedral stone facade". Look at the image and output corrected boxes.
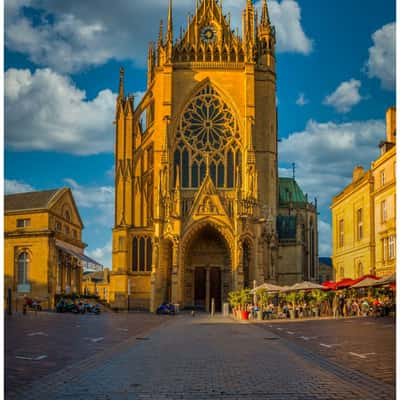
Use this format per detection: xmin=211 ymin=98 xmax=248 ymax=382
xmin=109 ymin=0 xmax=318 ymax=312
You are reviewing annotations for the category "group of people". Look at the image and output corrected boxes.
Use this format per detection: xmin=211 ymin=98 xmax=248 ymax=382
xmin=246 ymin=292 xmax=394 ymax=320
xmin=332 ymin=295 xmax=394 ymax=318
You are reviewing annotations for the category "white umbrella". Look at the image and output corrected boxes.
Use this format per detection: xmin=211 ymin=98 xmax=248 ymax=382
xmin=250 ymin=282 xmax=284 ymax=294
xmin=289 ymin=281 xmax=325 ymax=291
xmin=373 ymin=273 xmax=396 ymax=286
xmin=351 ymin=277 xmax=380 ymax=289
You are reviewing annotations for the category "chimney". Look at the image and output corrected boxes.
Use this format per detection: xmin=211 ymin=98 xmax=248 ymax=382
xmin=352 ymin=166 xmax=364 ymax=182
xmin=386 ymin=107 xmax=396 ymax=144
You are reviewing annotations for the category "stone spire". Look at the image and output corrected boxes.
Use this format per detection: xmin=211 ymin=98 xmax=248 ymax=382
xmin=147 ymin=42 xmax=155 ymax=86
xmin=118 ymin=66 xmax=124 ymax=99
xmin=260 ymin=0 xmax=270 ymax=27
xmin=167 ymin=0 xmax=173 ymax=43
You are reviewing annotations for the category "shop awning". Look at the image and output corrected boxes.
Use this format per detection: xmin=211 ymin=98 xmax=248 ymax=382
xmin=56 ymin=242 xmax=102 ymax=269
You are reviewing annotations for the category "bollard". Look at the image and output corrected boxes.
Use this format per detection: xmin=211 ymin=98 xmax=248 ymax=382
xmin=211 ymin=298 xmax=215 ymax=317
xmin=7 ymin=289 xmax=12 ymax=316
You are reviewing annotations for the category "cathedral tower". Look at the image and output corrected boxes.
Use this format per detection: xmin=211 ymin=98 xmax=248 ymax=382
xmin=110 ymin=0 xmax=317 ymax=311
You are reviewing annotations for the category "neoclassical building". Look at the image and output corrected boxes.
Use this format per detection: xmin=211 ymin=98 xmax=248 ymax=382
xmin=5 ymin=188 xmax=86 ymax=310
xmin=110 ymin=0 xmax=318 ymax=311
xmin=332 ymin=107 xmax=396 ymax=279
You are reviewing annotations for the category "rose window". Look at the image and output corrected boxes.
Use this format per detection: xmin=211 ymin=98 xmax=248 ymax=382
xmin=174 ymin=85 xmax=241 ymax=189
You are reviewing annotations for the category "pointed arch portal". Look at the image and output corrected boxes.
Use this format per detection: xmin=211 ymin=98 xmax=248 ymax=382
xmin=183 ymin=225 xmax=231 ymax=312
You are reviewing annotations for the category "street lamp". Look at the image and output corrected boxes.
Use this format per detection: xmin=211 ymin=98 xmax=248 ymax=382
xmin=127 ymin=278 xmax=131 ymax=312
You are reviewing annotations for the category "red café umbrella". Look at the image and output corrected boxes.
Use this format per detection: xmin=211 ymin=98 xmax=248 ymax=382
xmin=335 ymin=278 xmax=355 ymax=289
xmin=337 ymin=274 xmax=379 ymax=289
xmin=322 ymin=281 xmax=337 ymax=290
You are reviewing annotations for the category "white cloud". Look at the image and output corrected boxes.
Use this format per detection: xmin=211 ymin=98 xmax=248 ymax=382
xmin=280 ymin=118 xmax=384 ymax=207
xmin=323 ymin=79 xmax=363 ymax=113
xmin=87 ymin=240 xmax=112 ymax=268
xmin=262 ymin=0 xmax=313 ymax=54
xmin=296 ymin=92 xmax=309 ymax=106
xmin=5 ymin=179 xmax=35 ymax=194
xmin=6 ymin=0 xmax=312 ymax=73
xmin=365 ymin=22 xmax=395 ymax=90
xmin=64 ymin=178 xmax=114 ymax=227
xmin=5 ymin=68 xmax=116 ymax=155
xmin=279 ymin=118 xmax=385 ymax=256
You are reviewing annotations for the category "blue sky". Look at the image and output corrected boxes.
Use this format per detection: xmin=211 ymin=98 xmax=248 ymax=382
xmin=4 ymin=0 xmax=396 ymax=265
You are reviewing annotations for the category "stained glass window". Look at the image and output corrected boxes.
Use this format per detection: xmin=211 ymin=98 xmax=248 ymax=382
xmin=174 ymin=85 xmax=241 ymax=188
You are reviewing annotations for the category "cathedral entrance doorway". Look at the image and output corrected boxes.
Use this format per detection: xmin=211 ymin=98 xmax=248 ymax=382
xmin=184 ymin=225 xmax=231 ymax=312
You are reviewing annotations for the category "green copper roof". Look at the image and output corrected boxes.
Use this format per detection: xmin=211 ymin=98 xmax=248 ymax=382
xmin=278 ymin=178 xmax=307 ymax=206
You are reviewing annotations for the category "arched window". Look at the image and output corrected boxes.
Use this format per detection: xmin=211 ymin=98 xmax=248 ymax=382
xmin=18 ymin=252 xmax=29 ymax=284
xmin=227 ymin=150 xmax=234 ymax=188
xmin=206 ymin=47 xmax=212 ymax=61
xmin=357 ymin=262 xmax=363 ymax=277
xmin=139 ymin=237 xmax=145 ymax=271
xmin=146 ymin=238 xmax=152 ymax=271
xmin=173 ymin=85 xmax=241 ymax=189
xmin=182 ymin=149 xmax=189 ymax=187
xmin=64 ymin=210 xmax=71 ymax=222
xmin=192 ymin=163 xmax=199 ymax=187
xmin=217 ymin=163 xmax=225 ymax=187
xmin=132 ymin=238 xmax=138 ymax=271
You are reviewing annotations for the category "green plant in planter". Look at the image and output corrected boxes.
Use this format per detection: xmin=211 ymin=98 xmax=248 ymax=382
xmin=228 ymin=290 xmax=240 ymax=311
xmin=286 ymin=291 xmax=297 ymax=308
xmin=311 ymin=289 xmax=326 ymax=316
xmin=238 ymin=289 xmax=251 ymax=310
xmin=257 ymin=289 xmax=272 ymax=309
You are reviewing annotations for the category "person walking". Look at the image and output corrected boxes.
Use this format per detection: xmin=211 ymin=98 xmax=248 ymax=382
xmin=338 ymin=294 xmax=345 ymax=317
xmin=332 ymin=295 xmax=338 ymax=318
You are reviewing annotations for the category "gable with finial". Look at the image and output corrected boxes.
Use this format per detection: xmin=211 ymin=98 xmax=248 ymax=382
xmin=188 ymin=174 xmax=229 ymax=219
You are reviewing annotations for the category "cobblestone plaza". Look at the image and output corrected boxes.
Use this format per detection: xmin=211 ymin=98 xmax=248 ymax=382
xmin=5 ymin=312 xmax=395 ymax=400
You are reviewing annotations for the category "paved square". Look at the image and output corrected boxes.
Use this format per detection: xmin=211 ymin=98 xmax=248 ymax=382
xmin=6 ymin=313 xmax=395 ymax=400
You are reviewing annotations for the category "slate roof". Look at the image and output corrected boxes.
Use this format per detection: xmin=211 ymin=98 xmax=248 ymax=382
xmin=5 ymin=189 xmax=62 ymax=212
xmin=278 ymin=178 xmax=307 ymax=206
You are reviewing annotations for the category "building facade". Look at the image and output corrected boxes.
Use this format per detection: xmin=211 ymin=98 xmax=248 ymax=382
xmin=110 ymin=0 xmax=318 ymax=311
xmin=331 ymin=107 xmax=396 ymax=279
xmin=4 ymin=188 xmax=86 ymax=309
xmin=318 ymin=257 xmax=334 ymax=283
xmin=83 ymin=268 xmax=111 ymax=303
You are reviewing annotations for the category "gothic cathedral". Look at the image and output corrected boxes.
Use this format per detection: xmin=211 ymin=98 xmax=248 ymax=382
xmin=110 ymin=0 xmax=319 ymax=311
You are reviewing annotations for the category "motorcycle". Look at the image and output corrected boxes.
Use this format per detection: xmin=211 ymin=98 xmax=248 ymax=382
xmin=83 ymin=303 xmax=101 ymax=314
xmin=156 ymin=303 xmax=175 ymax=315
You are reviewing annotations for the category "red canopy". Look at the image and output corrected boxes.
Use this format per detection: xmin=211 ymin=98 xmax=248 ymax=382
xmin=322 ymin=275 xmax=379 ymax=290
xmin=322 ymin=281 xmax=337 ymax=290
xmin=335 ymin=278 xmax=354 ymax=289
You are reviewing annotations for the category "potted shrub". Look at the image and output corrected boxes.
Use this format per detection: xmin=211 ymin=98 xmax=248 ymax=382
xmin=286 ymin=292 xmax=297 ymax=319
xmin=239 ymin=289 xmax=251 ymax=320
xmin=311 ymin=289 xmax=326 ymax=317
xmin=228 ymin=290 xmax=241 ymax=319
xmin=256 ymin=289 xmax=272 ymax=320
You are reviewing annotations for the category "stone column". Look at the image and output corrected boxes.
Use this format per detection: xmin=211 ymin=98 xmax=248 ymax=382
xmin=171 ymin=242 xmax=179 ymax=304
xmin=149 ymin=241 xmax=159 ymax=313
